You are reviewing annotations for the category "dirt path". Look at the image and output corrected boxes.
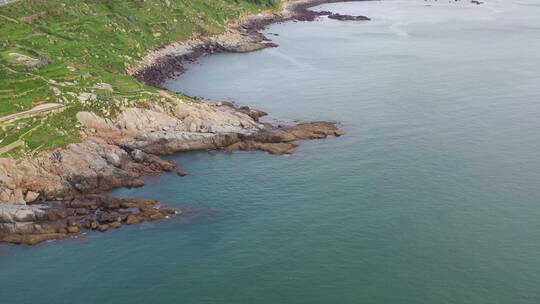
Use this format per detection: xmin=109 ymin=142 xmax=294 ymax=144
xmin=0 ymin=103 xmax=65 ymax=123
xmin=0 ymin=140 xmax=23 ymax=155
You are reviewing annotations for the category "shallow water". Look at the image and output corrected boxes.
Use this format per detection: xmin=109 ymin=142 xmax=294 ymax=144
xmin=2 ymin=1 xmax=540 ymax=303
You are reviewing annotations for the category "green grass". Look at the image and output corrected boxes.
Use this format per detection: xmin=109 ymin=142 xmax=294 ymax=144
xmin=0 ymin=0 xmax=280 ymax=156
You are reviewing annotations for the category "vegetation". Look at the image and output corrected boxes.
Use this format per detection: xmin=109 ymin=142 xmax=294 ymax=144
xmin=0 ymin=0 xmax=279 ymax=156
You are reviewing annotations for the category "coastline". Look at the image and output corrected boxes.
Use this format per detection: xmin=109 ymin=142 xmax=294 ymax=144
xmin=132 ymin=0 xmax=370 ymax=87
xmin=0 ymin=0 xmax=368 ymax=245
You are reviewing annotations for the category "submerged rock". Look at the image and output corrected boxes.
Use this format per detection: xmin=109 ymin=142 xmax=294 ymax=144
xmin=176 ymin=169 xmax=189 ymax=177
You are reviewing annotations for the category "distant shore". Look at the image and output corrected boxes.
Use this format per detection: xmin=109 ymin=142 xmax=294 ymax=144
xmin=132 ymin=0 xmax=370 ymax=87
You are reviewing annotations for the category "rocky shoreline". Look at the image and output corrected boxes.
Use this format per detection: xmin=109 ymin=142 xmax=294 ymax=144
xmin=0 ymin=96 xmax=342 ymax=245
xmin=131 ymin=0 xmax=370 ymax=87
xmin=1 ymin=195 xmax=177 ymax=245
xmin=0 ymin=0 xmax=367 ymax=245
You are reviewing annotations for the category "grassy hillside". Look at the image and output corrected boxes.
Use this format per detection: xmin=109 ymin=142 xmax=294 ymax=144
xmin=0 ymin=0 xmax=279 ymax=156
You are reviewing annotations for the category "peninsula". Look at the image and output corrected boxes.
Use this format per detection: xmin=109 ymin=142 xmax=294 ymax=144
xmin=0 ymin=0 xmax=368 ymax=245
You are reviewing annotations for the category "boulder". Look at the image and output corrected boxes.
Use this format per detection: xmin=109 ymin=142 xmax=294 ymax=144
xmin=24 ymin=191 xmax=40 ymax=203
xmin=67 ymin=226 xmax=80 ymax=234
xmin=97 ymin=224 xmax=109 ymax=232
xmin=126 ymin=214 xmax=141 ymax=225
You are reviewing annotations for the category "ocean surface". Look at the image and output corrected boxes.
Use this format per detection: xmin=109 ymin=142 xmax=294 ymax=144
xmin=2 ymin=1 xmax=540 ymax=303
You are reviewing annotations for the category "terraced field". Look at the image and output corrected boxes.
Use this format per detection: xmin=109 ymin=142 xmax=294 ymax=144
xmin=0 ymin=0 xmax=278 ymax=157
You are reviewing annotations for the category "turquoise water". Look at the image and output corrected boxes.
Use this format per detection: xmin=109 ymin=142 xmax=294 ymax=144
xmin=2 ymin=1 xmax=540 ymax=303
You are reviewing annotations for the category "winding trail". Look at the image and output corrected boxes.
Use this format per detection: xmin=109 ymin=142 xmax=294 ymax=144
xmin=0 ymin=103 xmax=65 ymax=124
xmin=0 ymin=140 xmax=22 ymax=155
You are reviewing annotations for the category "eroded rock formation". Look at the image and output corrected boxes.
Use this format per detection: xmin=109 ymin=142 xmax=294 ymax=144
xmin=0 ymin=95 xmax=342 ymax=244
xmin=0 ymin=0 xmax=351 ymax=245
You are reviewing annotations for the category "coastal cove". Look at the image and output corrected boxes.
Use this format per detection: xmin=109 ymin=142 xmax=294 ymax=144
xmin=2 ymin=0 xmax=540 ymax=303
xmin=0 ymin=0 xmax=347 ymax=245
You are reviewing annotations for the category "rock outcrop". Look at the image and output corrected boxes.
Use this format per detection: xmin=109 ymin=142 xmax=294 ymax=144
xmin=0 ymin=0 xmax=349 ymax=245
xmin=0 ymin=95 xmax=342 ymax=245
xmin=0 ymin=196 xmax=177 ymax=245
xmin=327 ymin=13 xmax=371 ymax=21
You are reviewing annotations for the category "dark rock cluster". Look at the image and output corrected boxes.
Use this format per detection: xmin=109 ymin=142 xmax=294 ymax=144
xmin=0 ymin=195 xmax=177 ymax=245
